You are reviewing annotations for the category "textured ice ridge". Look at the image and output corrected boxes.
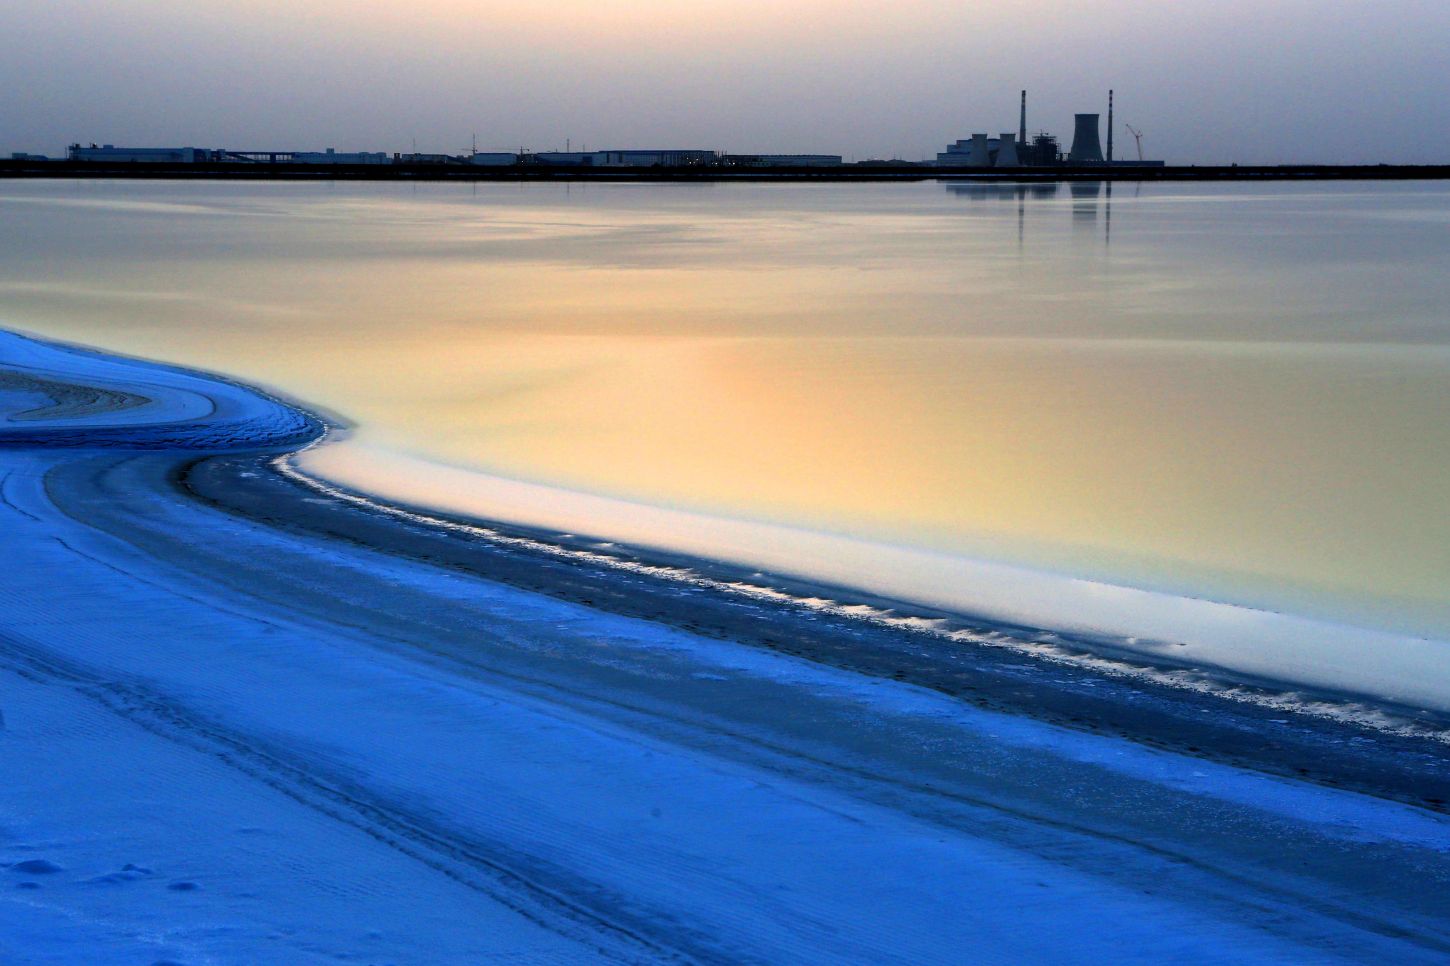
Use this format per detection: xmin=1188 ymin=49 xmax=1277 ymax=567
xmin=0 ymin=330 xmax=321 ymax=450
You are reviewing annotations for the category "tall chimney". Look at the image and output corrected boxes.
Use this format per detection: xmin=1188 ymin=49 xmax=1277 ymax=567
xmin=1106 ymin=90 xmax=1114 ymax=163
xmin=1019 ymin=91 xmax=1027 ymax=151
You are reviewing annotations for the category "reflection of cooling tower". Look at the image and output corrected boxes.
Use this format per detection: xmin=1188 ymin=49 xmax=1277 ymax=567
xmin=995 ymin=133 xmax=1019 ymax=166
xmin=966 ymin=133 xmax=990 ymax=167
xmin=1069 ymin=114 xmax=1104 ymax=163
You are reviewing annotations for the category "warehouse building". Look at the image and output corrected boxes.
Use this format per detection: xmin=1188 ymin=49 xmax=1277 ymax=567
xmin=723 ymin=154 xmax=843 ymax=167
xmin=68 ymin=144 xmax=210 ymax=163
xmin=291 ymin=149 xmax=389 ymax=164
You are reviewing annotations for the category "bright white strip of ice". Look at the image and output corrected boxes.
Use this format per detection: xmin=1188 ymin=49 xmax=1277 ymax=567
xmin=302 ymin=439 xmax=1450 ymax=715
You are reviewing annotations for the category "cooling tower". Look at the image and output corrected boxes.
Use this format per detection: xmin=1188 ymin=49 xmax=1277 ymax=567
xmin=1068 ymin=114 xmax=1104 ymax=163
xmin=994 ymin=132 xmax=1020 ymax=167
xmin=966 ymin=133 xmax=991 ymax=167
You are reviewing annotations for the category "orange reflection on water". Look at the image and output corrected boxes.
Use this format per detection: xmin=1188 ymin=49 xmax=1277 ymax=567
xmin=4 ymin=180 xmax=1450 ymax=638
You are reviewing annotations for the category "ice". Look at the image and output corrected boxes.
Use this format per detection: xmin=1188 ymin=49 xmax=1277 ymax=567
xmin=2 ymin=328 xmax=1449 ymax=963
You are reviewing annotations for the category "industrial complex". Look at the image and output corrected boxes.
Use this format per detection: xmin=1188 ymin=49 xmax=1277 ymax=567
xmin=8 ymin=91 xmax=1441 ymax=181
xmin=935 ymin=91 xmax=1162 ymax=168
xmin=39 ymin=91 xmax=1157 ymax=172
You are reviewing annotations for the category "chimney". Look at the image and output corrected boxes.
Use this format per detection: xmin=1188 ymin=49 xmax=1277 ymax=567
xmin=1106 ymin=90 xmax=1114 ymax=163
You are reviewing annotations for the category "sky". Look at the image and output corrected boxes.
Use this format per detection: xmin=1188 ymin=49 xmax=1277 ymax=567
xmin=2 ymin=0 xmax=1447 ymax=164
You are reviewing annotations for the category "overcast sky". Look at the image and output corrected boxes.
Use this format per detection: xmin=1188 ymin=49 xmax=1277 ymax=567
xmin=3 ymin=0 xmax=1447 ymax=164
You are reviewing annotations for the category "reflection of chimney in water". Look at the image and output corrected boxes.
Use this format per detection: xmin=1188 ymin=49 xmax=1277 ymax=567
xmin=1105 ymin=180 xmax=1112 ymax=246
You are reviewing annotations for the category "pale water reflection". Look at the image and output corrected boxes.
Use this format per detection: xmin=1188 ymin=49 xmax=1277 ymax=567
xmin=2 ymin=179 xmax=1448 ymax=642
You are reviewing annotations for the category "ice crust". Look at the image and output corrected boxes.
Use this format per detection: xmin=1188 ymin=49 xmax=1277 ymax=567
xmin=2 ymin=328 xmax=1450 ymax=963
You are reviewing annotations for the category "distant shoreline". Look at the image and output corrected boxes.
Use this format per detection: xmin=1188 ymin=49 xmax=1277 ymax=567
xmin=4 ymin=158 xmax=1450 ymax=182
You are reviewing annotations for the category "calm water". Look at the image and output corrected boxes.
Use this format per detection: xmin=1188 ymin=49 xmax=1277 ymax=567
xmin=3 ymin=178 xmax=1449 ymax=642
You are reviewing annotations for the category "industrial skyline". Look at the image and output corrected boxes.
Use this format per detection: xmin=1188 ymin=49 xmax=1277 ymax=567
xmin=3 ymin=0 xmax=1447 ymax=165
xmin=25 ymin=93 xmax=1163 ymax=169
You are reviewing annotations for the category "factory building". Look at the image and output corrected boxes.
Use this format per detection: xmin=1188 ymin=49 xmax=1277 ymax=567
xmin=524 ymin=149 xmax=718 ymax=167
xmin=936 ymin=135 xmax=995 ymax=166
xmin=593 ymin=150 xmax=716 ymax=167
xmin=394 ymin=152 xmax=464 ymax=165
xmin=290 ymin=149 xmax=389 ymax=164
xmin=468 ymin=152 xmax=518 ymax=166
xmin=529 ymin=151 xmax=596 ymax=165
xmin=68 ymin=144 xmax=210 ymax=163
xmin=723 ymin=154 xmax=843 ymax=167
xmin=1024 ymin=134 xmax=1062 ymax=166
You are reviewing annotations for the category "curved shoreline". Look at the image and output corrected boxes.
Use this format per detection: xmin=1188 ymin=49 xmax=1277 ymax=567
xmin=295 ymin=444 xmax=1450 ymax=731
xmin=6 ymin=328 xmax=1450 ymax=961
xmin=9 ymin=328 xmax=1450 ymax=798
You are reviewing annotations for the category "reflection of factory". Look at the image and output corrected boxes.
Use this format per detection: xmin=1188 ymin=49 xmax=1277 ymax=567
xmin=935 ymin=90 xmax=1163 ymax=167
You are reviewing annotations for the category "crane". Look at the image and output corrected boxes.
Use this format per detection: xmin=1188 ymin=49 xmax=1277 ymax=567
xmin=1125 ymin=124 xmax=1145 ymax=162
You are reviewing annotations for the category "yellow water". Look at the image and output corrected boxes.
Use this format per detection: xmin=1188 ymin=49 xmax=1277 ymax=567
xmin=3 ymin=179 xmax=1449 ymax=637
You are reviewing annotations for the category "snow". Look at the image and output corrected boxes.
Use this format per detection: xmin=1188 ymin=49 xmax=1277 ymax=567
xmin=3 ymin=329 xmax=1450 ymax=963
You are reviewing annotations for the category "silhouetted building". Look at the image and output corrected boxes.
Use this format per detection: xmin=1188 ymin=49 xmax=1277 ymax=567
xmin=69 ymin=144 xmax=209 ymax=163
xmin=936 ymin=134 xmax=995 ymax=166
xmin=1025 ymin=134 xmax=1061 ymax=165
xmin=395 ymin=153 xmax=463 ymax=165
xmin=723 ymin=154 xmax=842 ymax=167
xmin=994 ymin=132 xmax=1020 ymax=166
xmin=594 ymin=150 xmax=717 ymax=167
xmin=1068 ymin=115 xmax=1104 ymax=163
xmin=468 ymin=152 xmax=518 ymax=166
xmin=291 ymin=149 xmax=388 ymax=164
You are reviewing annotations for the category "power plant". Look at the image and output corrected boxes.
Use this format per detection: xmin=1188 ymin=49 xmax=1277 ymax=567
xmin=936 ymin=90 xmax=1161 ymax=167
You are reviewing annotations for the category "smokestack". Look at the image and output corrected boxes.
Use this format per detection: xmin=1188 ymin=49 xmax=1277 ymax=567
xmin=1019 ymin=91 xmax=1027 ymax=150
xmin=1106 ymin=90 xmax=1114 ymax=163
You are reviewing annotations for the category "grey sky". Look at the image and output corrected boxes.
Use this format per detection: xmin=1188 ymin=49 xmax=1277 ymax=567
xmin=2 ymin=0 xmax=1446 ymax=164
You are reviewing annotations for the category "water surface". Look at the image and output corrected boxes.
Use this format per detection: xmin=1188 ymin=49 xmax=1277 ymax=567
xmin=3 ymin=178 xmax=1448 ymax=648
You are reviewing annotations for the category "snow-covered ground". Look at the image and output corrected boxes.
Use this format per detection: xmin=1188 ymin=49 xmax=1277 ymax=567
xmin=3 ymin=330 xmax=1450 ymax=964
